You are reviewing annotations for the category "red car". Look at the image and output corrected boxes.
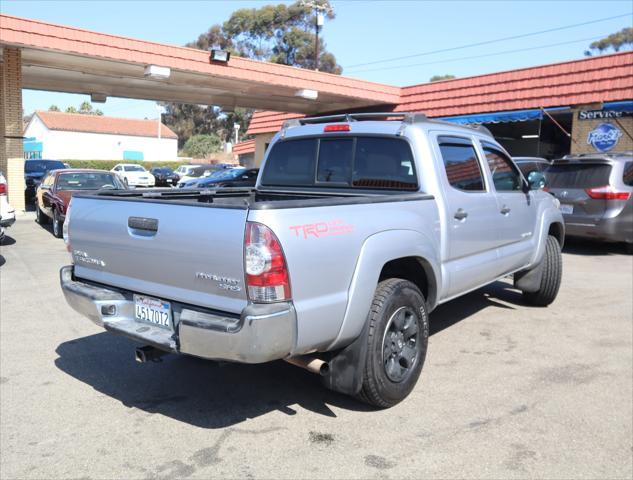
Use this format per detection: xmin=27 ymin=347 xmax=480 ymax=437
xmin=35 ymin=169 xmax=126 ymax=237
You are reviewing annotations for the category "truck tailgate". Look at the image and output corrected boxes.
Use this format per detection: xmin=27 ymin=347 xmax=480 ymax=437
xmin=68 ymin=197 xmax=248 ymax=313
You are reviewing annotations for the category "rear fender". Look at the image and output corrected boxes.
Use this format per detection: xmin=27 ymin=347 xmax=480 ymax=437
xmin=327 ymin=229 xmax=440 ymax=351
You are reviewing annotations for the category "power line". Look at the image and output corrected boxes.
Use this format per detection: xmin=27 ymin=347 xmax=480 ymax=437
xmin=344 ymin=13 xmax=632 ymax=70
xmin=346 ymin=34 xmax=615 ymax=74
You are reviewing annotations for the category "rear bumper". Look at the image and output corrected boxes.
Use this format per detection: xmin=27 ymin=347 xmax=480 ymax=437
xmin=60 ymin=265 xmax=296 ymax=363
xmin=565 ymin=215 xmax=633 ymax=244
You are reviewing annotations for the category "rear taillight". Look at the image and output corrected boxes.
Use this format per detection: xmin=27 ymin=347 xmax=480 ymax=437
xmin=245 ymin=222 xmax=291 ymax=303
xmin=585 ymin=185 xmax=631 ymax=200
xmin=63 ymin=199 xmax=72 ymax=253
xmin=0 ymin=183 xmax=6 ymax=195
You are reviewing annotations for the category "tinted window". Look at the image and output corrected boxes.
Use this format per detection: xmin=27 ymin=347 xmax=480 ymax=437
xmin=261 ymin=139 xmax=318 ymax=186
xmin=438 ymin=136 xmax=485 ymax=192
xmin=482 ymin=143 xmax=522 ymax=192
xmin=623 ymin=162 xmax=633 ymax=187
xmin=262 ymin=137 xmax=416 ymax=190
xmin=545 ymin=163 xmax=612 ymax=188
xmin=352 ymin=138 xmax=417 ymax=189
xmin=317 ymin=139 xmax=353 ymax=184
xmin=124 ymin=165 xmax=145 ymax=172
xmin=57 ymin=172 xmax=121 ymax=190
xmin=25 ymin=160 xmax=65 ymax=173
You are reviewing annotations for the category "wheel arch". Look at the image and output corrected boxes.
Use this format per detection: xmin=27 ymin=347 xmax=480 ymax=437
xmin=379 ymin=256 xmax=438 ymax=310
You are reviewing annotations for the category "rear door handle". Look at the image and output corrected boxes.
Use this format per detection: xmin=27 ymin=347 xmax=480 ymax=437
xmin=128 ymin=216 xmax=158 ymax=233
xmin=454 ymin=209 xmax=468 ymax=220
xmin=500 ymin=206 xmax=511 ymax=215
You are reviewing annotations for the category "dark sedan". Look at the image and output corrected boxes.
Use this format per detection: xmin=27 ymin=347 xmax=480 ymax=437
xmin=25 ymin=159 xmax=67 ymax=201
xmin=150 ymin=167 xmax=180 ymax=187
xmin=35 ymin=169 xmax=126 ymax=237
xmin=190 ymin=168 xmax=259 ymax=188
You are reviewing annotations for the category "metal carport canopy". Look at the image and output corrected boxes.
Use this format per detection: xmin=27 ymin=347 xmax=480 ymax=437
xmin=0 ymin=14 xmax=399 ymax=114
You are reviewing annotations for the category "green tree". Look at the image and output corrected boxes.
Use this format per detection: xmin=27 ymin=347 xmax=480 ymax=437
xmin=182 ymin=134 xmax=223 ymax=158
xmin=79 ymin=101 xmax=93 ymax=114
xmin=48 ymin=105 xmax=60 ymax=112
xmin=429 ymin=74 xmax=456 ymax=82
xmin=65 ymin=106 xmax=77 ymax=113
xmin=585 ymin=27 xmax=633 ymax=56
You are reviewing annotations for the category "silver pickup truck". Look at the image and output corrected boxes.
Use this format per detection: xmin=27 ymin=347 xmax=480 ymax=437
xmin=60 ymin=113 xmax=564 ymax=407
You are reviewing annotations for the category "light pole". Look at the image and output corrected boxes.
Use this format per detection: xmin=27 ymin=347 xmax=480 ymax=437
xmin=233 ymin=123 xmax=240 ymax=145
xmin=300 ymin=1 xmax=332 ymax=71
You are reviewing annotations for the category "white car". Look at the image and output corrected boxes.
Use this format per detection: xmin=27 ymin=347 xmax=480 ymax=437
xmin=0 ymin=171 xmax=16 ymax=242
xmin=111 ymin=164 xmax=155 ymax=188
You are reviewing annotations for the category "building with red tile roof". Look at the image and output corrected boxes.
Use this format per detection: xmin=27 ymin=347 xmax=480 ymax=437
xmin=24 ymin=111 xmax=178 ymax=161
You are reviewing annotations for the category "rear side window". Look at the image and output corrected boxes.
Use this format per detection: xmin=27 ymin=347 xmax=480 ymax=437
xmin=623 ymin=162 xmax=633 ymax=187
xmin=482 ymin=142 xmax=522 ymax=192
xmin=438 ymin=136 xmax=485 ymax=192
xmin=545 ymin=163 xmax=612 ymax=188
xmin=261 ymin=137 xmax=417 ymax=190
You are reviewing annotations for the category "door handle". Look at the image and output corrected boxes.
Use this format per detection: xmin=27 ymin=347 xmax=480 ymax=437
xmin=454 ymin=209 xmax=468 ymax=220
xmin=500 ymin=206 xmax=511 ymax=215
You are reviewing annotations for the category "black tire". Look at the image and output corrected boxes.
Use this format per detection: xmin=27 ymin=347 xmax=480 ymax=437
xmin=523 ymin=235 xmax=562 ymax=306
xmin=52 ymin=209 xmax=63 ymax=238
xmin=357 ymin=278 xmax=429 ymax=408
xmin=35 ymin=205 xmax=48 ymax=224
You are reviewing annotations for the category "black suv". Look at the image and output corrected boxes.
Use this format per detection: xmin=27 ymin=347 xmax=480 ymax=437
xmin=25 ymin=159 xmax=66 ymax=200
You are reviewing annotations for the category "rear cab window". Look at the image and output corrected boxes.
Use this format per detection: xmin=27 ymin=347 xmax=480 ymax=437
xmin=261 ymin=136 xmax=417 ymax=191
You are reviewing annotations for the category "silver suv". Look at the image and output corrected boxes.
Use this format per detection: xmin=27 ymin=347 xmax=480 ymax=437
xmin=545 ymin=152 xmax=633 ymax=249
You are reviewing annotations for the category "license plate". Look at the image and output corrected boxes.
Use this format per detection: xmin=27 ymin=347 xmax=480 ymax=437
xmin=166 ymin=179 xmax=172 ymax=183
xmin=134 ymin=295 xmax=171 ymax=329
xmin=560 ymin=204 xmax=573 ymax=215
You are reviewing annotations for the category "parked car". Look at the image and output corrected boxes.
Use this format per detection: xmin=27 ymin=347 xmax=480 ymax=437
xmin=60 ymin=112 xmax=564 ymax=408
xmin=36 ymin=169 xmax=126 ymax=237
xmin=182 ymin=168 xmax=259 ymax=188
xmin=544 ymin=152 xmax=632 ymax=249
xmin=111 ymin=164 xmax=155 ymax=188
xmin=24 ymin=159 xmax=66 ymax=200
xmin=0 ymin=171 xmax=16 ymax=242
xmin=175 ymin=164 xmax=227 ymax=187
xmin=150 ymin=167 xmax=180 ymax=187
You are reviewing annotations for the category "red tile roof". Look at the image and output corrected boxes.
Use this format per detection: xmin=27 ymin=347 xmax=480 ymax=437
xmin=247 ymin=51 xmax=633 ymax=135
xmin=33 ymin=111 xmax=178 ymax=139
xmin=396 ymin=51 xmax=633 ymax=116
xmin=233 ymin=139 xmax=255 ymax=155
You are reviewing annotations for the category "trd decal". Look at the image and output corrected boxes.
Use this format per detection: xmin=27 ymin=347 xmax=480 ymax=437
xmin=289 ymin=220 xmax=354 ymax=239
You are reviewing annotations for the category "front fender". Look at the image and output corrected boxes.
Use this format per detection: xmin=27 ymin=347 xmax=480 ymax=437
xmin=530 ymin=202 xmax=565 ymax=266
xmin=326 ymin=229 xmax=440 ymax=351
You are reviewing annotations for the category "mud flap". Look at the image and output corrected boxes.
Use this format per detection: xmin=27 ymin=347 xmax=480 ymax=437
xmin=320 ymin=321 xmax=369 ymax=396
xmin=514 ymin=258 xmax=545 ymax=293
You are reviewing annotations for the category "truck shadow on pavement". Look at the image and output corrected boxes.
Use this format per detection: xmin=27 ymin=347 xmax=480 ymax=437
xmin=54 ymin=281 xmax=519 ymax=428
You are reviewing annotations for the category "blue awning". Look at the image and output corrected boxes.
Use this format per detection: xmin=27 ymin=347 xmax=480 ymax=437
xmin=438 ymin=106 xmax=570 ymax=125
xmin=603 ymin=100 xmax=633 ymax=113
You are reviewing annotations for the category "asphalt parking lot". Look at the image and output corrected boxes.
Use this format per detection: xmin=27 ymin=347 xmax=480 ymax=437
xmin=1 ymin=214 xmax=631 ymax=480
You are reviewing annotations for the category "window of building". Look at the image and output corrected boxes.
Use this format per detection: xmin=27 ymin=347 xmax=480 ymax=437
xmin=438 ymin=136 xmax=485 ymax=192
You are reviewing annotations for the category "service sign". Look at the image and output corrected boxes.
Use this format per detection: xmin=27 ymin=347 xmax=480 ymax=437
xmin=578 ymin=109 xmax=632 ymax=120
xmin=587 ymin=123 xmax=622 ymax=152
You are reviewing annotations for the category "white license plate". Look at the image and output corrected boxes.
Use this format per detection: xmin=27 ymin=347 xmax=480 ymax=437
xmin=560 ymin=204 xmax=574 ymax=215
xmin=166 ymin=179 xmax=172 ymax=183
xmin=134 ymin=295 xmax=171 ymax=329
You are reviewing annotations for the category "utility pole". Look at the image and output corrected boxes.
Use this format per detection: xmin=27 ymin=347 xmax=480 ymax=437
xmin=300 ymin=1 xmax=332 ymax=71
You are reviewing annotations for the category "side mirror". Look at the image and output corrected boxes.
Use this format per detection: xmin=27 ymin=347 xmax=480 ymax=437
xmin=527 ymin=171 xmax=546 ymax=190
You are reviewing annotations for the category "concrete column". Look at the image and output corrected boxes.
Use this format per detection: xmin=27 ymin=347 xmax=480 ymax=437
xmin=0 ymin=48 xmax=25 ymax=211
xmin=254 ymin=133 xmax=275 ymax=166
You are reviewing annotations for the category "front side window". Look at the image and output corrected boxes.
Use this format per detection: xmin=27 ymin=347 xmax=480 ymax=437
xmin=261 ymin=136 xmax=417 ymax=190
xmin=438 ymin=136 xmax=485 ymax=192
xmin=482 ymin=142 xmax=522 ymax=192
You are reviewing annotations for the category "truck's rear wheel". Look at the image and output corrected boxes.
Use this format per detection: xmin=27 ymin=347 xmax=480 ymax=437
xmin=357 ymin=278 xmax=428 ymax=408
xmin=523 ymin=235 xmax=562 ymax=306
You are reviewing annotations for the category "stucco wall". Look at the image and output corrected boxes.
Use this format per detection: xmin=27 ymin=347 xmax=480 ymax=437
xmin=571 ymin=104 xmax=633 ymax=155
xmin=24 ymin=121 xmax=178 ymax=160
xmin=254 ymin=133 xmax=276 ymax=166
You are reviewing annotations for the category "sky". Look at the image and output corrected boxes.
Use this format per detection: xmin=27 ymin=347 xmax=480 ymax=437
xmin=2 ymin=0 xmax=632 ymax=119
